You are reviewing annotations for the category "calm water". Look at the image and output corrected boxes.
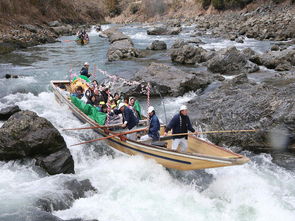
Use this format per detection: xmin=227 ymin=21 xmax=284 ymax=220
xmin=0 ymin=25 xmax=294 ymax=221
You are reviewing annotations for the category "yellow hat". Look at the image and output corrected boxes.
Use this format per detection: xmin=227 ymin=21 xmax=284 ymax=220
xmin=99 ymin=101 xmax=105 ymax=105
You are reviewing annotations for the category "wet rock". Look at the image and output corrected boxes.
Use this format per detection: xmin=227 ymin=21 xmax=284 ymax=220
xmin=0 ymin=42 xmax=16 ymax=54
xmin=115 ymin=63 xmax=219 ymax=97
xmin=271 ymin=152 xmax=295 ymax=171
xmin=0 ymin=209 xmax=64 ymax=221
xmin=104 ymin=28 xmax=140 ymax=61
xmin=107 ymin=39 xmax=140 ymax=61
xmin=36 ymin=179 xmax=96 ymax=212
xmin=5 ymin=74 xmax=19 ymax=79
xmin=147 ymin=40 xmax=167 ymax=50
xmin=0 ymin=110 xmax=74 ymax=175
xmin=187 ymin=38 xmax=204 ymax=45
xmin=170 ymin=44 xmax=207 ymax=64
xmin=171 ymin=39 xmax=188 ymax=48
xmin=235 ymin=36 xmax=244 ymax=43
xmin=0 ymin=105 xmax=21 ymax=120
xmin=207 ymin=46 xmax=259 ymax=75
xmin=188 ymin=74 xmax=295 ymax=151
xmin=271 ymin=45 xmax=280 ymax=51
xmin=275 ymin=62 xmax=292 ymax=71
xmin=147 ymin=25 xmax=182 ymax=35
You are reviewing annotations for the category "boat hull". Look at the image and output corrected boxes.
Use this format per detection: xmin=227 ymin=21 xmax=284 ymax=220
xmin=50 ymin=80 xmax=250 ymax=170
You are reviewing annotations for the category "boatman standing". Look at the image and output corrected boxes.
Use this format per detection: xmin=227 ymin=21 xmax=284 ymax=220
xmin=80 ymin=62 xmax=92 ymax=78
xmin=115 ymin=103 xmax=139 ymax=140
xmin=164 ymin=105 xmax=196 ymax=152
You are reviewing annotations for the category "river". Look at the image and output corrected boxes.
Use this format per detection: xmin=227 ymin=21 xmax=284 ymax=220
xmin=0 ymin=24 xmax=294 ymax=221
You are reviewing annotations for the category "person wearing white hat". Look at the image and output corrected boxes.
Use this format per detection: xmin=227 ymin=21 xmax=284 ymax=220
xmin=164 ymin=104 xmax=196 ymax=152
xmin=80 ymin=62 xmax=92 ymax=78
xmin=140 ymin=106 xmax=160 ymax=142
xmin=114 ymin=103 xmax=139 ymax=140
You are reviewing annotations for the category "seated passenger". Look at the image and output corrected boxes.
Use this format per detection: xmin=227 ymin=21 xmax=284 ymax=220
xmin=129 ymin=97 xmax=142 ymax=120
xmin=80 ymin=62 xmax=92 ymax=78
xmin=71 ymin=86 xmax=84 ymax=99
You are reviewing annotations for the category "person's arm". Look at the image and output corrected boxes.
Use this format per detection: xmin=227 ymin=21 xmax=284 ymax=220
xmin=164 ymin=115 xmax=177 ymax=135
xmin=187 ymin=116 xmax=195 ymax=132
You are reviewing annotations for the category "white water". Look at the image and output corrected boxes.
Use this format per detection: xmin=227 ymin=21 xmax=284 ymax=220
xmin=1 ymin=92 xmax=295 ymax=220
xmin=0 ymin=25 xmax=295 ymax=221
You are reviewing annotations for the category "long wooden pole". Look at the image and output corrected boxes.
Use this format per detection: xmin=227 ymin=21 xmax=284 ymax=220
xmin=164 ymin=129 xmax=257 ymax=138
xmin=71 ymin=127 xmax=146 ymax=147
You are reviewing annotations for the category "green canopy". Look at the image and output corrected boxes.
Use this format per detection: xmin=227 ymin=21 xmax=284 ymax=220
xmin=72 ymin=75 xmax=91 ymax=83
xmin=71 ymin=96 xmax=106 ymax=125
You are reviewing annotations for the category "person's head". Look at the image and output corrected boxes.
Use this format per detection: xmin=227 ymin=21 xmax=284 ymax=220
xmin=148 ymin=106 xmax=155 ymax=117
xmin=114 ymin=92 xmax=120 ymax=100
xmin=124 ymin=97 xmax=129 ymax=104
xmin=94 ymin=89 xmax=99 ymax=95
xmin=99 ymin=101 xmax=105 ymax=108
xmin=101 ymin=104 xmax=108 ymax=113
xmin=90 ymin=96 xmax=96 ymax=102
xmin=92 ymin=80 xmax=98 ymax=87
xmin=100 ymin=84 xmax=106 ymax=91
xmin=129 ymin=97 xmax=135 ymax=106
xmin=76 ymin=86 xmax=83 ymax=94
xmin=179 ymin=105 xmax=188 ymax=116
xmin=84 ymin=62 xmax=89 ymax=68
xmin=118 ymin=103 xmax=125 ymax=111
xmin=110 ymin=99 xmax=116 ymax=105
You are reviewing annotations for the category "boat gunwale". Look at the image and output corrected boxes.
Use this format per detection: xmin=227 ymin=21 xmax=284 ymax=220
xmin=50 ymin=80 xmax=248 ymax=164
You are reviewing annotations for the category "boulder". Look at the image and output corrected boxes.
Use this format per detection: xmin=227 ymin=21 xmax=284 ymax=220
xmin=187 ymin=74 xmax=295 ymax=152
xmin=147 ymin=25 xmax=182 ymax=35
xmin=187 ymin=38 xmax=204 ymax=45
xmin=271 ymin=152 xmax=295 ymax=171
xmin=113 ymin=63 xmax=221 ymax=97
xmin=36 ymin=179 xmax=96 ymax=212
xmin=259 ymin=48 xmax=295 ymax=69
xmin=51 ymin=25 xmax=73 ymax=35
xmin=207 ymin=46 xmax=259 ymax=75
xmin=170 ymin=44 xmax=207 ymax=64
xmin=0 ymin=105 xmax=21 ymax=120
xmin=5 ymin=74 xmax=19 ymax=79
xmin=147 ymin=40 xmax=167 ymax=50
xmin=107 ymin=39 xmax=140 ymax=61
xmin=0 ymin=110 xmax=74 ymax=175
xmin=108 ymin=31 xmax=132 ymax=44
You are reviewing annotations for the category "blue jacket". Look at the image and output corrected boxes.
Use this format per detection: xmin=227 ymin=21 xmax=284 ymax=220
xmin=148 ymin=113 xmax=160 ymax=141
xmin=80 ymin=67 xmax=90 ymax=78
xmin=114 ymin=106 xmax=139 ymax=130
xmin=165 ymin=113 xmax=195 ymax=139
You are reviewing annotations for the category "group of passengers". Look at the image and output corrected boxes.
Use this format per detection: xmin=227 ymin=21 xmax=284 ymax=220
xmin=71 ymin=62 xmax=197 ymax=152
xmin=77 ymin=30 xmax=89 ymax=41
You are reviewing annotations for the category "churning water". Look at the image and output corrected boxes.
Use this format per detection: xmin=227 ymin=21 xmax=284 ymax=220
xmin=0 ymin=25 xmax=294 ymax=221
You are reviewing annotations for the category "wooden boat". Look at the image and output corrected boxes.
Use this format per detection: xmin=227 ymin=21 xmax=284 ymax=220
xmin=51 ymin=80 xmax=250 ymax=170
xmin=75 ymin=38 xmax=89 ymax=45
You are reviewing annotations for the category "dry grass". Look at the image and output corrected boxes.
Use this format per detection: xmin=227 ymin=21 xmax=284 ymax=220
xmin=0 ymin=0 xmax=105 ymax=26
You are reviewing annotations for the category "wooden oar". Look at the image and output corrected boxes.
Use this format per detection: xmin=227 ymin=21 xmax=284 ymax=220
xmin=71 ymin=127 xmax=146 ymax=147
xmin=163 ymin=129 xmax=257 ymax=138
xmin=63 ymin=120 xmax=148 ymax=131
xmin=63 ymin=123 xmax=123 ymax=131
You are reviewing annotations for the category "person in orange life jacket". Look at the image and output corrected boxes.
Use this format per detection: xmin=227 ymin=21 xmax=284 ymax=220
xmin=80 ymin=62 xmax=92 ymax=78
xmin=114 ymin=103 xmax=139 ymax=140
xmin=164 ymin=105 xmax=197 ymax=152
xmin=140 ymin=106 xmax=160 ymax=142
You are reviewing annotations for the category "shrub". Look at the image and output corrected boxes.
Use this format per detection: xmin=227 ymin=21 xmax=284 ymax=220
xmin=212 ymin=0 xmax=225 ymax=10
xmin=142 ymin=0 xmax=167 ymax=17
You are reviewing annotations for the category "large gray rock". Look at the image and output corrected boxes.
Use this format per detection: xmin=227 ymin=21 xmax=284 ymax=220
xmin=259 ymin=48 xmax=295 ymax=70
xmin=207 ymin=46 xmax=259 ymax=75
xmin=188 ymin=74 xmax=295 ymax=152
xmin=113 ymin=63 xmax=223 ymax=97
xmin=0 ymin=110 xmax=74 ymax=175
xmin=51 ymin=25 xmax=73 ymax=35
xmin=0 ymin=105 xmax=21 ymax=120
xmin=147 ymin=25 xmax=182 ymax=35
xmin=36 ymin=179 xmax=96 ymax=212
xmin=170 ymin=44 xmax=207 ymax=64
xmin=104 ymin=28 xmax=140 ymax=62
xmin=147 ymin=40 xmax=167 ymax=50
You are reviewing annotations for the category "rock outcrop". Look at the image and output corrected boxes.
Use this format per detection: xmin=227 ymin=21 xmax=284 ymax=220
xmin=147 ymin=25 xmax=182 ymax=35
xmin=112 ymin=63 xmax=224 ymax=97
xmin=0 ymin=105 xmax=21 ymax=120
xmin=188 ymin=74 xmax=295 ymax=152
xmin=147 ymin=40 xmax=167 ymax=50
xmin=170 ymin=44 xmax=208 ymax=65
xmin=0 ymin=110 xmax=74 ymax=175
xmin=207 ymin=46 xmax=259 ymax=75
xmin=103 ymin=28 xmax=140 ymax=61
